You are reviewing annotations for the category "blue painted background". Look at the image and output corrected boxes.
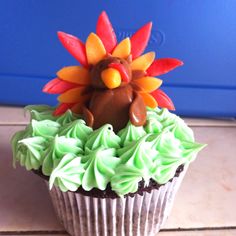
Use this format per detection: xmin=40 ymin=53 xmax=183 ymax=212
xmin=0 ymin=0 xmax=236 ymax=117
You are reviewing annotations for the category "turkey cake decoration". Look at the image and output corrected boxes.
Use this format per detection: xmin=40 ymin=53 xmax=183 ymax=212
xmin=43 ymin=11 xmax=183 ymax=132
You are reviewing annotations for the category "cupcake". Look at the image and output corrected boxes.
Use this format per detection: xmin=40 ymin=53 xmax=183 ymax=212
xmin=11 ymin=11 xmax=206 ymax=236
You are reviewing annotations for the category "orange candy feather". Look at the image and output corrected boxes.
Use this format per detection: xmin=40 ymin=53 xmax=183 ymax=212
xmin=139 ymin=93 xmax=157 ymax=108
xmin=132 ymin=76 xmax=162 ymax=93
xmin=131 ymin=52 xmax=155 ymax=71
xmin=86 ymin=33 xmax=106 ymax=65
xmin=57 ymin=66 xmax=91 ymax=85
xmin=112 ymin=38 xmax=131 ymax=59
xmin=58 ymin=87 xmax=91 ymax=103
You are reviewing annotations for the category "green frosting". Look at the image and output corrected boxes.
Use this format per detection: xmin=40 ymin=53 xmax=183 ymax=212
xmin=111 ymin=135 xmax=158 ymax=196
xmin=118 ymin=135 xmax=157 ymax=171
xmin=16 ymin=137 xmax=47 ymax=170
xmin=49 ymin=153 xmax=85 ymax=192
xmin=84 ymin=124 xmax=121 ymax=152
xmin=25 ymin=105 xmax=56 ymax=121
xmin=11 ymin=119 xmax=60 ymax=169
xmin=148 ymin=131 xmax=183 ymax=157
xmin=25 ymin=105 xmax=79 ymax=125
xmin=181 ymin=141 xmax=207 ymax=163
xmin=55 ymin=110 xmax=79 ymax=126
xmin=12 ymin=105 xmax=206 ymax=196
xmin=42 ymin=135 xmax=83 ymax=176
xmin=111 ymin=165 xmax=143 ymax=196
xmin=11 ymin=130 xmax=27 ymax=167
xmin=145 ymin=117 xmax=163 ymax=134
xmin=118 ymin=121 xmax=146 ymax=146
xmin=30 ymin=119 xmax=61 ymax=140
xmin=82 ymin=148 xmax=120 ymax=191
xmin=58 ymin=119 xmax=92 ymax=144
xmin=148 ymin=131 xmax=206 ymax=184
xmin=146 ymin=108 xmax=194 ymax=142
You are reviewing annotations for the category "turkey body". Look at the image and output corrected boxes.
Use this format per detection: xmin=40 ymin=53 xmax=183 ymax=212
xmin=88 ymin=85 xmax=133 ymax=132
xmin=87 ymin=84 xmax=147 ymax=133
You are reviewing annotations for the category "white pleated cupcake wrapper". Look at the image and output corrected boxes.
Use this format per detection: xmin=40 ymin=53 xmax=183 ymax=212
xmin=46 ymin=167 xmax=187 ymax=236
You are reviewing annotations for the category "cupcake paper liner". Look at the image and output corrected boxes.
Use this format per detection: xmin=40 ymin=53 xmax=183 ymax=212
xmin=46 ymin=167 xmax=187 ymax=236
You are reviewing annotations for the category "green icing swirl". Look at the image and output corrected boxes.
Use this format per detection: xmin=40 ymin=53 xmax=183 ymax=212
xmin=118 ymin=121 xmax=146 ymax=146
xmin=84 ymin=124 xmax=121 ymax=152
xmin=149 ymin=131 xmax=206 ymax=184
xmin=11 ymin=130 xmax=27 ymax=167
xmin=25 ymin=105 xmax=79 ymax=126
xmin=181 ymin=141 xmax=207 ymax=163
xmin=118 ymin=135 xmax=158 ymax=172
xmin=82 ymin=148 xmax=120 ymax=191
xmin=56 ymin=110 xmax=79 ymax=126
xmin=151 ymin=157 xmax=184 ymax=185
xmin=16 ymin=137 xmax=47 ymax=170
xmin=58 ymin=119 xmax=92 ymax=144
xmin=12 ymin=105 xmax=206 ymax=196
xmin=111 ymin=165 xmax=143 ymax=196
xmin=111 ymin=135 xmax=158 ymax=196
xmin=148 ymin=131 xmax=182 ymax=157
xmin=30 ymin=119 xmax=60 ymax=140
xmin=146 ymin=108 xmax=194 ymax=142
xmin=42 ymin=135 xmax=83 ymax=176
xmin=49 ymin=153 xmax=85 ymax=192
xmin=25 ymin=105 xmax=56 ymax=121
xmin=145 ymin=117 xmax=163 ymax=134
xmin=11 ymin=119 xmax=59 ymax=168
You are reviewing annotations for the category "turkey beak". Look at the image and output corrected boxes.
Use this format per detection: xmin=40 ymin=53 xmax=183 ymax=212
xmin=101 ymin=68 xmax=121 ymax=89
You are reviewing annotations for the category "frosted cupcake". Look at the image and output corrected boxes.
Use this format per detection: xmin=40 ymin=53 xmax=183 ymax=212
xmin=12 ymin=11 xmax=206 ymax=236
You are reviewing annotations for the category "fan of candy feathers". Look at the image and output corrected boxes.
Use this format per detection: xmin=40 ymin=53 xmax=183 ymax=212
xmin=43 ymin=11 xmax=183 ymax=116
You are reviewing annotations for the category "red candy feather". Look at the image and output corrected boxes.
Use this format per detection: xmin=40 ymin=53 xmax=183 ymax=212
xmin=130 ymin=22 xmax=152 ymax=60
xmin=53 ymin=103 xmax=74 ymax=116
xmin=96 ymin=11 xmax=117 ymax=53
xmin=151 ymin=89 xmax=175 ymax=110
xmin=147 ymin=58 xmax=183 ymax=77
xmin=43 ymin=78 xmax=78 ymax=94
xmin=57 ymin=31 xmax=88 ymax=67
